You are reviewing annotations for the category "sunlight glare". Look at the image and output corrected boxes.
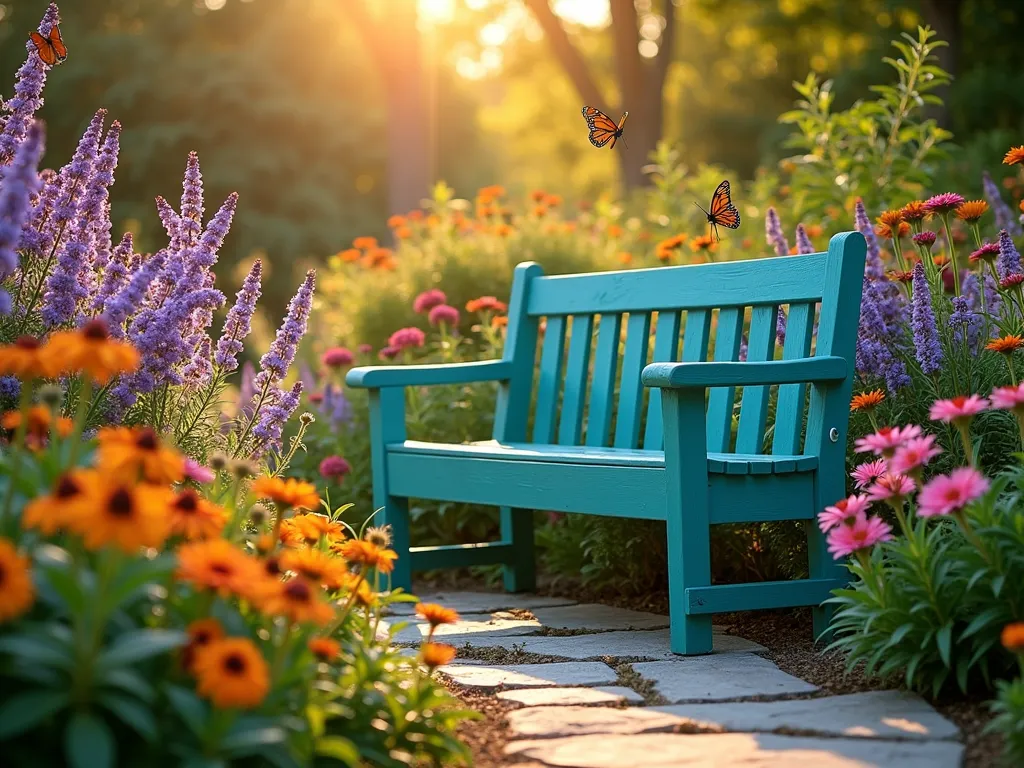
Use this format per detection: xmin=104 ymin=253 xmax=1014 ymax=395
xmin=480 ymin=22 xmax=509 ymax=47
xmin=553 ymin=0 xmax=609 ymax=28
xmin=418 ymin=0 xmax=456 ymax=24
xmin=205 ymin=0 xmax=227 ymax=9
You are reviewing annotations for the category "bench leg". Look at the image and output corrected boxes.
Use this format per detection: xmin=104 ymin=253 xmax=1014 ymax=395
xmin=807 ymin=519 xmax=844 ymax=645
xmin=500 ymin=506 xmax=535 ymax=593
xmin=666 ymin=506 xmax=714 ymax=655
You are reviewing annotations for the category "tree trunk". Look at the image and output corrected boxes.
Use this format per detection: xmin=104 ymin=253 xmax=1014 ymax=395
xmin=921 ymin=0 xmax=961 ymax=129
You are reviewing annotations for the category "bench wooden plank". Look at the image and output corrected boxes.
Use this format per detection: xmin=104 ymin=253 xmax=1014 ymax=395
xmin=585 ymin=314 xmax=622 ymax=447
xmin=735 ymin=304 xmax=778 ymax=454
xmin=706 ymin=307 xmax=744 ymax=453
xmin=532 ymin=314 xmax=567 ymax=443
xmin=613 ymin=312 xmax=651 ymax=448
xmin=684 ymin=578 xmax=846 ymax=615
xmin=644 ymin=310 xmax=682 ymax=450
xmin=772 ymin=301 xmax=815 ymax=455
xmin=558 ymin=314 xmax=594 ymax=445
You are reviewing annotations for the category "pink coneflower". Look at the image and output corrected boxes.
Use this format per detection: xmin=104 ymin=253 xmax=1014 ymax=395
xmin=923 ymin=193 xmax=966 ymax=215
xmin=969 ymin=243 xmax=1000 ymax=263
xmin=378 ymin=345 xmax=401 ymax=360
xmin=866 ymin=472 xmax=916 ymax=503
xmin=990 ymin=383 xmax=1024 ymax=412
xmin=1001 ymin=274 xmax=1024 ymax=290
xmin=320 ymin=347 xmax=354 ymax=368
xmin=929 ymin=395 xmax=989 ymax=424
xmin=184 ymin=458 xmax=216 ymax=484
xmin=890 ymin=435 xmax=943 ymax=475
xmin=818 ymin=494 xmax=871 ymax=533
xmin=912 ymin=231 xmax=937 ymax=249
xmin=428 ymin=304 xmax=460 ymax=328
xmin=413 ymin=289 xmax=447 ymax=314
xmin=357 ymin=343 xmax=373 ymax=355
xmin=851 ymin=459 xmax=888 ymax=488
xmin=917 ymin=467 xmax=989 ymax=518
xmin=854 ymin=425 xmax=923 ymax=457
xmin=827 ymin=515 xmax=893 ymax=558
xmin=388 ymin=327 xmax=426 ymax=350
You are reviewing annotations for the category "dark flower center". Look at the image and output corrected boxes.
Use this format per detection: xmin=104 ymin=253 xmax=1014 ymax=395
xmin=82 ymin=319 xmax=111 ymax=341
xmin=55 ymin=475 xmax=81 ymax=499
xmin=107 ymin=489 xmax=134 ymax=518
xmin=210 ymin=562 xmax=233 ymax=576
xmin=15 ymin=335 xmax=40 ymax=350
xmin=284 ymin=579 xmax=312 ymax=603
xmin=264 ymin=557 xmax=282 ymax=577
xmin=135 ymin=428 xmax=158 ymax=450
xmin=175 ymin=492 xmax=199 ymax=513
xmin=0 ymin=563 xmax=6 ymax=585
xmin=223 ymin=653 xmax=247 ymax=674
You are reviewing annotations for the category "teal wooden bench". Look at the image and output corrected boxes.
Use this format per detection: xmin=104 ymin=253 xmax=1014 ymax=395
xmin=347 ymin=232 xmax=866 ymax=654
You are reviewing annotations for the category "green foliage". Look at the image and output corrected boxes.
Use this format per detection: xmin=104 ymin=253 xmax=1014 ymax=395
xmin=988 ymin=672 xmax=1024 ymax=765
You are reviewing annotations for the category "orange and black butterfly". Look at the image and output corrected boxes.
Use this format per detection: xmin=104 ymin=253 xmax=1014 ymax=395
xmin=695 ymin=180 xmax=741 ymax=241
xmin=29 ymin=25 xmax=67 ymax=67
xmin=582 ymin=107 xmax=628 ymax=150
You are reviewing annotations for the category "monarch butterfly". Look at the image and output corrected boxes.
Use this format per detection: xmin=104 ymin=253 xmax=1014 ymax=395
xmin=694 ymin=180 xmax=741 ymax=241
xmin=29 ymin=25 xmax=67 ymax=67
xmin=581 ymin=106 xmax=628 ymax=150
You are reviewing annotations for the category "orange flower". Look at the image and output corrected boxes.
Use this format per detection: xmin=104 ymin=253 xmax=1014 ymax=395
xmin=337 ymin=539 xmax=398 ymax=574
xmin=253 ymin=577 xmax=334 ymax=625
xmin=407 ymin=209 xmax=425 ymax=221
xmin=387 ymin=214 xmax=407 ymax=228
xmin=806 ymin=224 xmax=824 ymax=238
xmin=45 ymin=318 xmax=139 ymax=383
xmin=493 ymin=223 xmax=513 ymax=237
xmin=283 ymin=513 xmax=344 ymax=545
xmin=177 ymin=539 xmax=265 ymax=597
xmin=985 ymin=335 xmax=1024 ymax=355
xmin=252 ymin=476 xmax=320 ymax=511
xmin=544 ymin=194 xmax=562 ymax=208
xmin=0 ymin=335 xmax=60 ymax=378
xmin=607 ymin=224 xmax=623 ymax=238
xmin=933 ymin=254 xmax=950 ymax=267
xmin=337 ymin=248 xmax=361 ymax=263
xmin=850 ymin=390 xmax=885 ymax=412
xmin=0 ymin=537 xmax=35 ymax=623
xmin=22 ymin=470 xmax=98 ymax=536
xmin=878 ymin=209 xmax=903 ymax=228
xmin=466 ymin=296 xmax=508 ymax=314
xmin=352 ymin=236 xmax=377 ymax=250
xmin=416 ymin=603 xmax=460 ymax=627
xmin=308 ymin=637 xmax=341 ymax=661
xmin=281 ymin=548 xmax=347 ymax=589
xmin=420 ymin=642 xmax=456 ymax=669
xmin=741 ymin=237 xmax=753 ymax=249
xmin=900 ymin=200 xmax=929 ymax=222
xmin=655 ymin=234 xmax=687 ymax=261
xmin=530 ymin=189 xmax=547 ymax=202
xmin=97 ymin=426 xmax=184 ymax=484
xmin=478 ymin=184 xmax=505 ymax=201
xmin=617 ymin=252 xmax=633 ymax=265
xmin=887 ymin=269 xmax=914 ymax=283
xmin=1003 ymin=146 xmax=1024 ymax=166
xmin=561 ymin=221 xmax=577 ymax=233
xmin=425 ymin=214 xmax=441 ymax=228
xmin=1002 ymin=622 xmax=1024 ymax=653
xmin=874 ymin=221 xmax=910 ymax=239
xmin=690 ymin=234 xmax=716 ymax=252
xmin=67 ymin=479 xmax=174 ymax=553
xmin=532 ymin=204 xmax=547 ymax=218
xmin=194 ymin=638 xmax=269 ymax=709
xmin=2 ymin=406 xmax=55 ymax=441
xmin=169 ymin=488 xmax=228 ymax=540
xmin=1019 ymin=200 xmax=1024 ymax=215
xmin=181 ymin=618 xmax=224 ymax=672
xmin=491 ymin=315 xmax=508 ymax=329
xmin=955 ymin=200 xmax=989 ymax=223
xmin=394 ymin=226 xmax=412 ymax=239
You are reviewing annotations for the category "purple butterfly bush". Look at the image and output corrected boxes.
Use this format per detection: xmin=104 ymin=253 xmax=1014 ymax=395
xmin=794 ymin=224 xmax=815 ymax=255
xmin=997 ymin=229 xmax=1022 ymax=279
xmin=0 ymin=122 xmax=44 ymax=312
xmin=910 ymin=262 xmax=942 ymax=374
xmin=764 ymin=207 xmax=789 ymax=256
xmin=215 ymin=258 xmax=262 ymax=372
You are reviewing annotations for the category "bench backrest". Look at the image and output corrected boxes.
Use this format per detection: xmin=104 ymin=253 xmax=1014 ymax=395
xmin=492 ymin=231 xmax=866 ymax=458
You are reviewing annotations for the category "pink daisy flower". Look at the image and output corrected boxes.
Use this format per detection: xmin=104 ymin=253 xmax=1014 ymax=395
xmin=929 ymin=395 xmax=989 ymax=423
xmin=184 ymin=458 xmax=215 ymax=484
xmin=827 ymin=515 xmax=893 ymax=558
xmin=378 ymin=345 xmax=401 ymax=360
xmin=818 ymin=494 xmax=871 ymax=533
xmin=917 ymin=467 xmax=989 ymax=518
xmin=854 ymin=425 xmax=923 ymax=457
xmin=413 ymin=289 xmax=447 ymax=314
xmin=851 ymin=459 xmax=888 ymax=488
xmin=357 ymin=343 xmax=373 ymax=355
xmin=889 ymin=435 xmax=943 ymax=475
xmin=866 ymin=472 xmax=916 ymax=503
xmin=320 ymin=347 xmax=354 ymax=368
xmin=990 ymin=383 xmax=1024 ymax=412
xmin=923 ymin=192 xmax=966 ymax=215
xmin=428 ymin=304 xmax=460 ymax=327
xmin=388 ymin=327 xmax=426 ymax=350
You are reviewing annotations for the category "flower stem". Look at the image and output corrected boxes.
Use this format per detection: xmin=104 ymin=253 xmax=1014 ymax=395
xmin=941 ymin=214 xmax=960 ymax=296
xmin=1 ymin=380 xmax=35 ymax=526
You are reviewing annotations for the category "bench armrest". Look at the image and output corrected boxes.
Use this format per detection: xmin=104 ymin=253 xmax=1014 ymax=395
xmin=346 ymin=359 xmax=512 ymax=389
xmin=641 ymin=356 xmax=848 ymax=390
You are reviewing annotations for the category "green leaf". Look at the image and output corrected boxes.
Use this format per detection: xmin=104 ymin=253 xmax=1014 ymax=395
xmin=65 ymin=712 xmax=115 ymax=768
xmin=38 ymin=562 xmax=87 ymax=614
xmin=316 ymin=736 xmax=361 ymax=766
xmin=936 ymin=623 xmax=953 ymax=667
xmin=95 ymin=629 xmax=187 ymax=671
xmin=104 ymin=553 xmax=177 ymax=609
xmin=166 ymin=685 xmax=207 ymax=737
xmin=221 ymin=726 xmax=287 ymax=753
xmin=97 ymin=668 xmax=156 ymax=703
xmin=960 ymin=607 xmax=1003 ymax=640
xmin=98 ymin=692 xmax=158 ymax=742
xmin=0 ymin=633 xmax=74 ymax=669
xmin=0 ymin=690 xmax=70 ymax=739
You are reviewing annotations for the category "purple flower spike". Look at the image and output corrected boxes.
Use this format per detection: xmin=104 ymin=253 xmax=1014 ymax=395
xmin=155 ymin=195 xmax=182 ymax=244
xmin=998 ymin=229 xmax=1022 ymax=279
xmin=251 ymin=381 xmax=303 ymax=459
xmin=254 ymin=269 xmax=316 ymax=391
xmin=0 ymin=4 xmax=57 ymax=164
xmin=911 ymin=262 xmax=942 ymax=374
xmin=0 ymin=121 xmax=44 ymax=279
xmin=794 ymin=224 xmax=815 ymax=254
xmin=190 ymin=192 xmax=237 ymax=277
xmin=982 ymin=171 xmax=1022 ymax=237
xmin=180 ymin=151 xmax=204 ymax=247
xmin=102 ymin=251 xmax=166 ymax=336
xmin=182 ymin=335 xmax=213 ymax=389
xmin=949 ymin=294 xmax=981 ymax=348
xmin=215 ymin=258 xmax=262 ymax=371
xmin=776 ymin=309 xmax=787 ymax=346
xmin=764 ymin=207 xmax=789 ymax=256
xmin=92 ymin=232 xmax=134 ymax=312
xmin=854 ymin=200 xmax=885 ymax=279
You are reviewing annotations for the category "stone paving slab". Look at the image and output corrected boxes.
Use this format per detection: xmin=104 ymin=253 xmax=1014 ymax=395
xmin=528 ymin=604 xmax=669 ymax=631
xmin=457 ymin=628 xmax=765 ymax=659
xmin=497 ymin=686 xmax=644 ymax=707
xmin=508 ymin=705 xmax=686 ymax=738
xmin=505 ymin=732 xmax=965 ymax=767
xmin=652 ymin=690 xmax=959 ymax=741
xmin=439 ymin=662 xmax=619 ymax=690
xmin=388 ymin=591 xmax=577 ymax=615
xmin=380 ymin=613 xmax=541 ymax=644
xmin=633 ymin=655 xmax=818 ymax=702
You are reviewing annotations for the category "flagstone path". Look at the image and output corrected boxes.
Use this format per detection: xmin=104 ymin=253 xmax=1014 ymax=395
xmin=384 ymin=591 xmax=964 ymax=767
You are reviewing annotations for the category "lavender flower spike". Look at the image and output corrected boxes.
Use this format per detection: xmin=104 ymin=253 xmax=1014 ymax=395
xmin=949 ymin=295 xmax=981 ymax=349
xmin=854 ymin=199 xmax=885 ymax=279
xmin=179 ymin=151 xmax=204 ymax=247
xmin=0 ymin=121 xmax=44 ymax=280
xmin=0 ymin=4 xmax=58 ymax=164
xmin=102 ymin=251 xmax=166 ymax=336
xmin=983 ymin=171 xmax=1022 ymax=237
xmin=254 ymin=269 xmax=316 ymax=391
xmin=215 ymin=258 xmax=262 ymax=371
xmin=251 ymin=382 xmax=303 ymax=459
xmin=92 ymin=232 xmax=134 ymax=312
xmin=764 ymin=207 xmax=789 ymax=256
xmin=910 ymin=263 xmax=942 ymax=374
xmin=155 ymin=195 xmax=182 ymax=245
xmin=794 ymin=224 xmax=815 ymax=254
xmin=998 ymin=229 xmax=1022 ymax=279
xmin=181 ymin=335 xmax=213 ymax=390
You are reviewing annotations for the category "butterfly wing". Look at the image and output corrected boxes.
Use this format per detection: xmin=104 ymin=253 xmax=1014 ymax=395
xmin=582 ymin=106 xmax=620 ymax=149
xmin=29 ymin=31 xmax=56 ymax=66
xmin=708 ymin=180 xmax=741 ymax=229
xmin=49 ymin=25 xmax=67 ymax=61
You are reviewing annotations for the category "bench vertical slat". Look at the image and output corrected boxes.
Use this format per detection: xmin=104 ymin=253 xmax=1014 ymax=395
xmin=586 ymin=314 xmax=623 ymax=447
xmin=735 ymin=305 xmax=778 ymax=454
xmin=494 ymin=263 xmax=542 ymax=442
xmin=706 ymin=307 xmax=744 ymax=453
xmin=532 ymin=315 xmax=567 ymax=443
xmin=643 ymin=310 xmax=682 ymax=449
xmin=613 ymin=312 xmax=652 ymax=448
xmin=558 ymin=314 xmax=595 ymax=445
xmin=772 ymin=301 xmax=815 ymax=455
xmin=681 ymin=309 xmax=711 ymax=364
